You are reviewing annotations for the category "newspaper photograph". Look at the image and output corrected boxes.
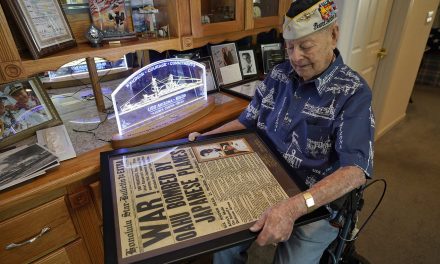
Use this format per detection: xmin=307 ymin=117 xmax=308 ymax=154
xmin=109 ymin=137 xmax=289 ymax=259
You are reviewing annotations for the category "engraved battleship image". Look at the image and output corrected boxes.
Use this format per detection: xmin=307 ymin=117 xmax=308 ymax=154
xmin=119 ymin=74 xmax=202 ymax=114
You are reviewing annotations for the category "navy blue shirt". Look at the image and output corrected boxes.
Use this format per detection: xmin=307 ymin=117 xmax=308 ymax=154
xmin=239 ymin=51 xmax=374 ymax=188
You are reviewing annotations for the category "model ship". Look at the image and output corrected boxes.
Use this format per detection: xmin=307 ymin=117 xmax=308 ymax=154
xmin=119 ymin=74 xmax=203 ymax=114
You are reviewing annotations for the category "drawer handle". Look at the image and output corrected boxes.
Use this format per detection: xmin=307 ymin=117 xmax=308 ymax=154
xmin=5 ymin=227 xmax=51 ymax=250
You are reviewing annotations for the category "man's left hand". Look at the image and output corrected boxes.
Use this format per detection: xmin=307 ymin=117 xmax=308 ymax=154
xmin=249 ymin=196 xmax=306 ymax=246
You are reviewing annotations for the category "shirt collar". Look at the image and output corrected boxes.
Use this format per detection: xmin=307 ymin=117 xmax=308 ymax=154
xmin=289 ymin=49 xmax=343 ymax=97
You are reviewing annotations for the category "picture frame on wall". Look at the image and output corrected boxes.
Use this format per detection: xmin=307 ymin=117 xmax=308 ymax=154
xmin=260 ymin=43 xmax=284 ymax=74
xmin=195 ymin=57 xmax=219 ymax=94
xmin=209 ymin=43 xmax=243 ymax=86
xmin=238 ymin=49 xmax=258 ymax=78
xmin=0 ymin=78 xmax=62 ymax=149
xmin=4 ymin=0 xmax=77 ymax=59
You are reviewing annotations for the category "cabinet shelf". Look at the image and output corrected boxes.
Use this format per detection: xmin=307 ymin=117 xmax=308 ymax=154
xmin=21 ymin=37 xmax=181 ymax=77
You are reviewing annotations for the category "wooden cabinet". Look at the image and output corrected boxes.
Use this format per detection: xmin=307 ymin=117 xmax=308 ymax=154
xmin=33 ymin=239 xmax=91 ymax=264
xmin=0 ymin=197 xmax=89 ymax=263
xmin=245 ymin=0 xmax=288 ymax=30
xmin=0 ymin=94 xmax=249 ymax=263
xmin=0 ymin=0 xmax=288 ymax=86
xmin=190 ymin=0 xmax=245 ymax=38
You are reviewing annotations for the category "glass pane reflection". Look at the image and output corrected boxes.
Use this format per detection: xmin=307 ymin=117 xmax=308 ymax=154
xmin=253 ymin=0 xmax=279 ymax=18
xmin=201 ymin=0 xmax=236 ymax=24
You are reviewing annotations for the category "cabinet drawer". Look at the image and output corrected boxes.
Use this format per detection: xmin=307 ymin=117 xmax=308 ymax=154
xmin=0 ymin=197 xmax=77 ymax=264
xmin=33 ymin=239 xmax=91 ymax=264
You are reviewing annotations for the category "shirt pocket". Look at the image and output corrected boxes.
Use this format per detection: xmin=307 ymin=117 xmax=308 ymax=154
xmin=305 ymin=121 xmax=333 ymax=159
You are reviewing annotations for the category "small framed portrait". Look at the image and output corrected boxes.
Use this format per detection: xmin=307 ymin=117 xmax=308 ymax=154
xmin=238 ymin=49 xmax=258 ymax=77
xmin=195 ymin=57 xmax=219 ymax=94
xmin=193 ymin=138 xmax=253 ymax=162
xmin=0 ymin=78 xmax=62 ymax=148
xmin=261 ymin=43 xmax=284 ymax=74
xmin=209 ymin=43 xmax=243 ymax=86
xmin=4 ymin=0 xmax=76 ymax=59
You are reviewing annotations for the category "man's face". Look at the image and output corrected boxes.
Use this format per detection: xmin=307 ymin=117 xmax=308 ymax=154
xmin=12 ymin=89 xmax=29 ymax=104
xmin=285 ymin=24 xmax=339 ymax=81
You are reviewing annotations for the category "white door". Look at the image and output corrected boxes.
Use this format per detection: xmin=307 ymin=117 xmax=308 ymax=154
xmin=336 ymin=0 xmax=394 ymax=88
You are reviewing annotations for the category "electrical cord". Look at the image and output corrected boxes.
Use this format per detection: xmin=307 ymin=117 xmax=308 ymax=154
xmin=341 ymin=179 xmax=387 ymax=242
xmin=71 ymin=111 xmax=111 ymax=143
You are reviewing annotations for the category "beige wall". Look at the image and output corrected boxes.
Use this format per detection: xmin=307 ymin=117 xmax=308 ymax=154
xmin=373 ymin=0 xmax=440 ymax=138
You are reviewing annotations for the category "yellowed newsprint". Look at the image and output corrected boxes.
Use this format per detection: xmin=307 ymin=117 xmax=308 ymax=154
xmin=112 ymin=138 xmax=288 ymax=259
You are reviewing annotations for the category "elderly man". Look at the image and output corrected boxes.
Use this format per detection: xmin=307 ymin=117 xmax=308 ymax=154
xmin=190 ymin=0 xmax=374 ymax=263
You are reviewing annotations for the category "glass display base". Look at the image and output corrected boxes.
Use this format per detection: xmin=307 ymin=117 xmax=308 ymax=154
xmin=111 ymin=97 xmax=215 ymax=149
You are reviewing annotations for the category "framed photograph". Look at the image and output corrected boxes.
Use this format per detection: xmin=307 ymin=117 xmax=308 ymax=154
xmin=195 ymin=57 xmax=219 ymax=94
xmin=88 ymin=0 xmax=137 ymax=41
xmin=261 ymin=43 xmax=283 ymax=74
xmin=238 ymin=50 xmax=258 ymax=77
xmin=4 ymin=0 xmax=76 ymax=59
xmin=209 ymin=43 xmax=243 ymax=86
xmin=100 ymin=130 xmax=329 ymax=264
xmin=0 ymin=77 xmax=62 ymax=149
xmin=223 ymin=80 xmax=262 ymax=100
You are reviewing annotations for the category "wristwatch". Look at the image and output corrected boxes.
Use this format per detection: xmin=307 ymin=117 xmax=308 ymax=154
xmin=303 ymin=192 xmax=316 ymax=213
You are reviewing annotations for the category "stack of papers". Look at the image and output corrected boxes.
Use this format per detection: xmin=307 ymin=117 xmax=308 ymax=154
xmin=0 ymin=144 xmax=59 ymax=191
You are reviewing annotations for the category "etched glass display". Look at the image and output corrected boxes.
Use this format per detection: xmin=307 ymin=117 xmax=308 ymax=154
xmin=112 ymin=58 xmax=207 ymax=135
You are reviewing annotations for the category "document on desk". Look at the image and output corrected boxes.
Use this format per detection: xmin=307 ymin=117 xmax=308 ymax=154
xmin=37 ymin=124 xmax=76 ymax=161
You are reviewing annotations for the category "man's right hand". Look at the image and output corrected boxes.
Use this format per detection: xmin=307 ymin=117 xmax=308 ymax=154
xmin=188 ymin=132 xmax=201 ymax=141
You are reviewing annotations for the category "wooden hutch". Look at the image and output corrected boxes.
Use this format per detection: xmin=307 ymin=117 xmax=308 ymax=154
xmin=0 ymin=1 xmax=290 ymax=263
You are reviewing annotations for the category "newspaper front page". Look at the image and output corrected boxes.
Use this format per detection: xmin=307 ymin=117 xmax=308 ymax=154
xmin=111 ymin=138 xmax=288 ymax=259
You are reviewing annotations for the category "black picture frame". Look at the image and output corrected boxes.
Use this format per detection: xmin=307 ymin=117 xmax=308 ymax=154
xmin=4 ymin=0 xmax=77 ymax=59
xmin=209 ymin=43 xmax=243 ymax=86
xmin=0 ymin=77 xmax=62 ymax=149
xmin=195 ymin=56 xmax=219 ymax=94
xmin=260 ymin=43 xmax=283 ymax=74
xmin=223 ymin=79 xmax=262 ymax=101
xmin=100 ymin=130 xmax=329 ymax=264
xmin=238 ymin=49 xmax=258 ymax=78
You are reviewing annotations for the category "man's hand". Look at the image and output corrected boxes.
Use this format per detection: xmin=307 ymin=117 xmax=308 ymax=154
xmin=249 ymin=196 xmax=306 ymax=246
xmin=188 ymin=132 xmax=201 ymax=141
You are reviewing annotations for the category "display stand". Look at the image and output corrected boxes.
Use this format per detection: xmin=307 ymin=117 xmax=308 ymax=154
xmin=111 ymin=97 xmax=215 ymax=148
xmin=111 ymin=58 xmax=213 ymax=149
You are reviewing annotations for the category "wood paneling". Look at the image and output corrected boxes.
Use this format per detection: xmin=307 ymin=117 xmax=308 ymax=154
xmin=0 ymin=4 xmax=20 ymax=62
xmin=66 ymin=13 xmax=91 ymax=45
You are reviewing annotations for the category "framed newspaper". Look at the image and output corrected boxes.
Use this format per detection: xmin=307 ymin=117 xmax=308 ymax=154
xmin=100 ymin=130 xmax=329 ymax=264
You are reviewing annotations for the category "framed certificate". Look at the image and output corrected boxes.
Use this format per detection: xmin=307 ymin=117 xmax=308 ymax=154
xmin=4 ymin=0 xmax=76 ymax=59
xmin=100 ymin=130 xmax=329 ymax=264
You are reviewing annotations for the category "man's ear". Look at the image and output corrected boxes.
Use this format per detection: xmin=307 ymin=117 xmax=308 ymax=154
xmin=331 ymin=23 xmax=339 ymax=48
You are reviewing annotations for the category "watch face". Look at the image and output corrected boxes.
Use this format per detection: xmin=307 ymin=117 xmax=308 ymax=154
xmin=306 ymin=198 xmax=315 ymax=207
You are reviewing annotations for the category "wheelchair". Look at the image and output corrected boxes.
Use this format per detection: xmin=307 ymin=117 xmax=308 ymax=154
xmin=321 ymin=179 xmax=386 ymax=264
